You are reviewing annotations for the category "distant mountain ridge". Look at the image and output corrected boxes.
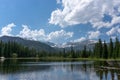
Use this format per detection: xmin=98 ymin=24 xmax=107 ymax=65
xmin=0 ymin=36 xmax=97 ymax=52
xmin=0 ymin=36 xmax=55 ymax=52
xmin=63 ymin=40 xmax=97 ymax=51
xmin=46 ymin=40 xmax=97 ymax=51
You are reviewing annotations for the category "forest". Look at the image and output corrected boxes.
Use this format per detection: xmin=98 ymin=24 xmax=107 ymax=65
xmin=0 ymin=37 xmax=120 ymax=59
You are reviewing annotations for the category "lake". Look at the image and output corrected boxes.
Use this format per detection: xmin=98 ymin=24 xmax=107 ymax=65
xmin=0 ymin=59 xmax=120 ymax=80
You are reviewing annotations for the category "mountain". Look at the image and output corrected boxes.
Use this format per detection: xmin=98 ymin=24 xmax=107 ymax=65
xmin=0 ymin=36 xmax=97 ymax=52
xmin=69 ymin=40 xmax=97 ymax=51
xmin=50 ymin=40 xmax=97 ymax=51
xmin=0 ymin=36 xmax=55 ymax=52
xmin=44 ymin=42 xmax=56 ymax=47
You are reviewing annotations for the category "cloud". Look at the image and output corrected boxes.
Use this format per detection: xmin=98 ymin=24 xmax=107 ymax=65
xmin=18 ymin=25 xmax=73 ymax=43
xmin=73 ymin=37 xmax=86 ymax=42
xmin=18 ymin=25 xmax=46 ymax=41
xmin=88 ymin=31 xmax=100 ymax=39
xmin=49 ymin=0 xmax=120 ymax=28
xmin=1 ymin=23 xmax=16 ymax=36
xmin=93 ymin=16 xmax=120 ymax=29
xmin=106 ymin=26 xmax=120 ymax=36
xmin=47 ymin=29 xmax=73 ymax=42
xmin=56 ymin=0 xmax=61 ymax=4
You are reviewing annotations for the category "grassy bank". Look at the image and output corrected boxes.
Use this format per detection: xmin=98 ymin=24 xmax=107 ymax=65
xmin=39 ymin=57 xmax=120 ymax=61
xmin=4 ymin=57 xmax=120 ymax=61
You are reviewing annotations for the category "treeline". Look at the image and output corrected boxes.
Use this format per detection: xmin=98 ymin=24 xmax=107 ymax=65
xmin=57 ymin=37 xmax=120 ymax=59
xmin=0 ymin=41 xmax=37 ymax=58
xmin=93 ymin=38 xmax=120 ymax=59
xmin=43 ymin=37 xmax=120 ymax=59
xmin=0 ymin=38 xmax=120 ymax=59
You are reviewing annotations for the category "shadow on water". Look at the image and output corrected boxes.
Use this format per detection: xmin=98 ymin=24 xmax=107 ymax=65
xmin=0 ymin=59 xmax=120 ymax=80
xmin=94 ymin=61 xmax=120 ymax=80
xmin=0 ymin=59 xmax=51 ymax=74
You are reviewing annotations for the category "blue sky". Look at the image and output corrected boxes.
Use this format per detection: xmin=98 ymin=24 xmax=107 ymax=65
xmin=0 ymin=0 xmax=120 ymax=44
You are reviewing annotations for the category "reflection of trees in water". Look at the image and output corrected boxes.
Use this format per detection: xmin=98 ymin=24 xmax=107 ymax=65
xmin=94 ymin=61 xmax=120 ymax=80
xmin=0 ymin=59 xmax=20 ymax=74
xmin=0 ymin=60 xmax=120 ymax=80
xmin=0 ymin=59 xmax=51 ymax=74
xmin=55 ymin=61 xmax=93 ymax=72
xmin=53 ymin=61 xmax=96 ymax=80
xmin=56 ymin=61 xmax=120 ymax=80
xmin=97 ymin=69 xmax=120 ymax=80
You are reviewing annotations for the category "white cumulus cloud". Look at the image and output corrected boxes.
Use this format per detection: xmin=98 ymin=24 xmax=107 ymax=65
xmin=1 ymin=23 xmax=16 ymax=36
xmin=18 ymin=25 xmax=73 ymax=43
xmin=49 ymin=0 xmax=120 ymax=28
xmin=73 ymin=37 xmax=86 ymax=42
xmin=47 ymin=29 xmax=73 ymax=42
xmin=106 ymin=26 xmax=120 ymax=36
xmin=56 ymin=0 xmax=61 ymax=4
xmin=88 ymin=31 xmax=100 ymax=39
xmin=18 ymin=25 xmax=46 ymax=41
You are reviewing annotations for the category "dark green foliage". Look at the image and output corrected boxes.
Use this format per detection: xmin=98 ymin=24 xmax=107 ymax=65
xmin=114 ymin=37 xmax=119 ymax=58
xmin=93 ymin=39 xmax=103 ymax=58
xmin=0 ymin=36 xmax=55 ymax=53
xmin=0 ymin=37 xmax=120 ymax=59
xmin=92 ymin=37 xmax=120 ymax=59
xmin=103 ymin=41 xmax=108 ymax=59
xmin=98 ymin=39 xmax=103 ymax=58
xmin=81 ymin=46 xmax=87 ymax=58
xmin=70 ymin=46 xmax=76 ymax=58
xmin=109 ymin=38 xmax=113 ymax=58
xmin=0 ymin=41 xmax=37 ymax=58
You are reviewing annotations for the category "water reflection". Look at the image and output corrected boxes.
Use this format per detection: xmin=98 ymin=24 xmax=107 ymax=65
xmin=95 ymin=61 xmax=120 ymax=80
xmin=0 ymin=59 xmax=120 ymax=80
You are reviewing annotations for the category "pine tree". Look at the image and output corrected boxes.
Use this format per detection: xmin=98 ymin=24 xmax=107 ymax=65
xmin=82 ymin=45 xmax=88 ymax=58
xmin=93 ymin=43 xmax=98 ymax=58
xmin=103 ymin=41 xmax=108 ymax=59
xmin=114 ymin=37 xmax=119 ymax=58
xmin=118 ymin=38 xmax=120 ymax=58
xmin=98 ymin=39 xmax=103 ymax=58
xmin=70 ymin=46 xmax=76 ymax=58
xmin=109 ymin=38 xmax=113 ymax=58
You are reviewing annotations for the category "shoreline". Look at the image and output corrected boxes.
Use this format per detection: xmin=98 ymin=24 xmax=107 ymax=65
xmin=4 ymin=57 xmax=120 ymax=61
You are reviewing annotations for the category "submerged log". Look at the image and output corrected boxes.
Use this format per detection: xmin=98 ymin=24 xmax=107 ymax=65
xmin=100 ymin=66 xmax=120 ymax=70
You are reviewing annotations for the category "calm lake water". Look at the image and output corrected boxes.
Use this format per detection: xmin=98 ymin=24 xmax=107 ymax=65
xmin=0 ymin=59 xmax=120 ymax=80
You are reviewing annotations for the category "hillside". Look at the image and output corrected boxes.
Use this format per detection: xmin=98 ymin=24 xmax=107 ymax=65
xmin=0 ymin=36 xmax=55 ymax=52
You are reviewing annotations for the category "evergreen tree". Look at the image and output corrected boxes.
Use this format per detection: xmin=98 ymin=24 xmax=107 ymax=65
xmin=114 ymin=37 xmax=119 ymax=58
xmin=93 ymin=43 xmax=98 ymax=58
xmin=109 ymin=38 xmax=113 ymax=58
xmin=82 ymin=45 xmax=88 ymax=58
xmin=98 ymin=39 xmax=103 ymax=58
xmin=103 ymin=41 xmax=108 ymax=59
xmin=70 ymin=46 xmax=76 ymax=58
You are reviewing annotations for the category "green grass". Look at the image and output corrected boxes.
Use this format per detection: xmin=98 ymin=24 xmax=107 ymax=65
xmin=5 ymin=57 xmax=120 ymax=61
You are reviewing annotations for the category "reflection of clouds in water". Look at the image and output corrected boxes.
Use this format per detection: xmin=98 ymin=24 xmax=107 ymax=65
xmin=13 ymin=66 xmax=99 ymax=80
xmin=114 ymin=73 xmax=118 ymax=80
xmin=52 ymin=64 xmax=99 ymax=80
xmin=90 ymin=72 xmax=99 ymax=80
xmin=5 ymin=65 xmax=99 ymax=80
xmin=13 ymin=72 xmax=42 ymax=80
xmin=0 ymin=75 xmax=9 ymax=80
xmin=1 ymin=61 xmax=120 ymax=80
xmin=1 ymin=62 xmax=99 ymax=80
